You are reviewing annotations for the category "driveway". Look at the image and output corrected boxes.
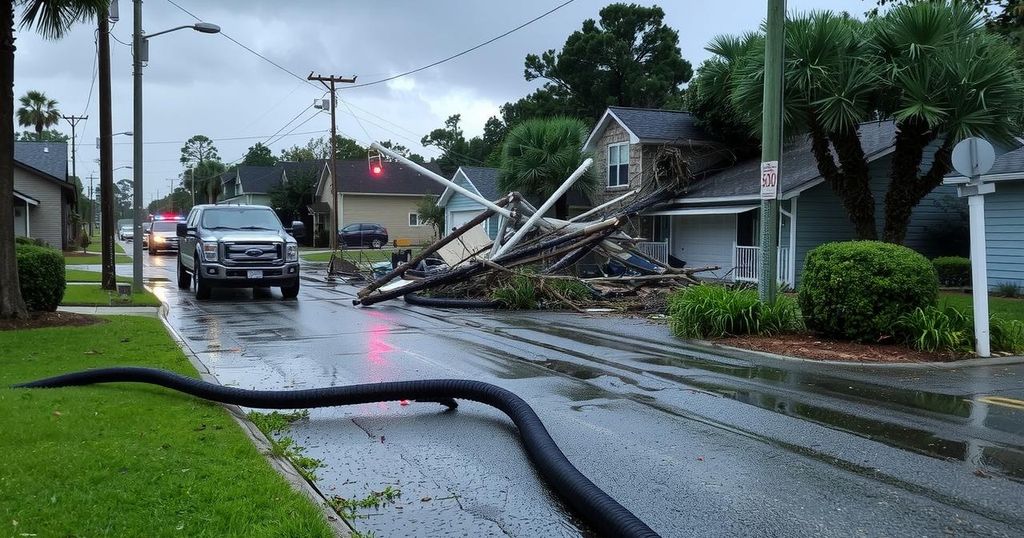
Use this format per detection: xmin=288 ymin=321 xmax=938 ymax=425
xmin=144 ymin=253 xmax=1024 ymax=537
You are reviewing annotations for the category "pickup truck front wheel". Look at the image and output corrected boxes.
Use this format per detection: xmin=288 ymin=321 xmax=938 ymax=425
xmin=176 ymin=255 xmax=191 ymax=289
xmin=280 ymin=278 xmax=300 ymax=299
xmin=194 ymin=258 xmax=212 ymax=300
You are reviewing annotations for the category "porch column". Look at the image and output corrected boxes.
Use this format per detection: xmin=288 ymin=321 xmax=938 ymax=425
xmin=789 ymin=197 xmax=797 ymax=286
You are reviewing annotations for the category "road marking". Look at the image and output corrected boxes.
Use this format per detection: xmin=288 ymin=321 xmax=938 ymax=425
xmin=977 ymin=396 xmax=1024 ymax=411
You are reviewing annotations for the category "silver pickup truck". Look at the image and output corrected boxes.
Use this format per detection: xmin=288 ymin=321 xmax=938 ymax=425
xmin=175 ymin=204 xmax=305 ymax=300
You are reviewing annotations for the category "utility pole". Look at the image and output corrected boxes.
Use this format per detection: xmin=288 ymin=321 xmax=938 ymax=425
xmin=757 ymin=0 xmax=786 ymax=304
xmin=131 ymin=0 xmax=144 ymax=292
xmin=87 ymin=173 xmax=97 ymax=237
xmin=98 ymin=5 xmax=117 ymax=290
xmin=62 ymin=114 xmax=87 ymax=181
xmin=307 ymin=72 xmax=356 ymax=251
xmin=167 ymin=178 xmax=176 ymax=211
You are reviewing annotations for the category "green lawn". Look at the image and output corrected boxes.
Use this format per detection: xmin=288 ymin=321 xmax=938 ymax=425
xmin=65 ymin=269 xmax=130 ymax=283
xmin=61 ymin=285 xmax=161 ymax=307
xmin=64 ymin=252 xmax=132 ymax=265
xmin=0 ymin=317 xmax=333 ymax=537
xmin=940 ymin=291 xmax=1024 ymax=322
xmin=301 ymin=249 xmax=395 ymax=263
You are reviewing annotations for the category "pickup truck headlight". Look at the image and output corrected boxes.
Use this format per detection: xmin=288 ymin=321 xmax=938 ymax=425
xmin=286 ymin=243 xmax=298 ymax=262
xmin=200 ymin=241 xmax=219 ymax=262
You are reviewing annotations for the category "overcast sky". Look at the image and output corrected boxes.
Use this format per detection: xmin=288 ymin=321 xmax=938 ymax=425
xmin=14 ymin=0 xmax=866 ymax=204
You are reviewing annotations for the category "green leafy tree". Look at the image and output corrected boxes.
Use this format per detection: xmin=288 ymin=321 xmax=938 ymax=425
xmin=694 ymin=3 xmax=1024 ymax=243
xmin=242 ymin=141 xmax=277 ymax=166
xmin=15 ymin=128 xmax=67 ymax=141
xmin=2 ymin=0 xmax=106 ymax=319
xmin=498 ymin=117 xmax=596 ymax=219
xmin=415 ymin=195 xmax=445 ymax=239
xmin=379 ymin=139 xmax=426 ymax=164
xmin=16 ymin=90 xmax=60 ymax=138
xmin=421 ymin=115 xmax=501 ymax=174
xmin=269 ymin=170 xmax=317 ymax=224
xmin=523 ymin=3 xmax=692 ymax=120
xmin=180 ymin=134 xmax=223 ymax=203
xmin=115 ymin=178 xmax=132 ymax=219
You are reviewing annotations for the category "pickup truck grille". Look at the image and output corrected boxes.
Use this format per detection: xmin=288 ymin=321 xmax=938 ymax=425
xmin=221 ymin=242 xmax=283 ymax=266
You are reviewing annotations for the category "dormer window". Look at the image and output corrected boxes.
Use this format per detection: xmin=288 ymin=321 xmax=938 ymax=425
xmin=608 ymin=143 xmax=629 ymax=187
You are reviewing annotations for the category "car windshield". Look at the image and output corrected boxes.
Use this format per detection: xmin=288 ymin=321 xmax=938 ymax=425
xmin=201 ymin=208 xmax=281 ymax=230
xmin=152 ymin=221 xmax=177 ymax=232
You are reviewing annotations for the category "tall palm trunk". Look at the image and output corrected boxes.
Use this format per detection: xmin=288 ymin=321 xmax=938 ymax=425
xmin=0 ymin=2 xmax=27 ymax=318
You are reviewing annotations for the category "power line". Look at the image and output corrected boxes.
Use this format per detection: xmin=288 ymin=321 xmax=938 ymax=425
xmin=341 ymin=0 xmax=576 ymax=90
xmin=165 ymin=0 xmax=321 ymax=91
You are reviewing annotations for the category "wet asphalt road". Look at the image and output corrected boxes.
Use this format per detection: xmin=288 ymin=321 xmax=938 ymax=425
xmin=138 ymin=250 xmax=1024 ymax=537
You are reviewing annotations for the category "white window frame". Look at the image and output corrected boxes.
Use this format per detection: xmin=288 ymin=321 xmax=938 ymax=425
xmin=409 ymin=212 xmax=424 ymax=227
xmin=607 ymin=142 xmax=630 ymax=188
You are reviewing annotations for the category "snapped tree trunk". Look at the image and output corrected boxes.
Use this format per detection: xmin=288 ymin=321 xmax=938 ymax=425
xmin=808 ymin=120 xmax=877 ymax=240
xmin=883 ymin=120 xmax=952 ymax=244
xmin=0 ymin=2 xmax=27 ymax=318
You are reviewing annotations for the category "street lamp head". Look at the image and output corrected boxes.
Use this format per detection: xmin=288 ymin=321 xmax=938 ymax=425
xmin=192 ymin=22 xmax=220 ymax=34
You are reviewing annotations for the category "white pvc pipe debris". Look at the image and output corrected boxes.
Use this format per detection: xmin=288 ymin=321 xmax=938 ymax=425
xmin=569 ymin=188 xmax=639 ymax=223
xmin=493 ymin=158 xmax=593 ymax=258
xmin=371 ymin=142 xmax=514 ymax=220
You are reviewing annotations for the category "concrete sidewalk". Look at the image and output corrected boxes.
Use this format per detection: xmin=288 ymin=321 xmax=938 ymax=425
xmin=58 ymin=306 xmax=160 ymax=317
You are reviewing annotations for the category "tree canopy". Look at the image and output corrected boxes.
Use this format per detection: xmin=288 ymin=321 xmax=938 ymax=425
xmin=421 ymin=114 xmax=501 ymax=175
xmin=242 ymin=142 xmax=277 ymax=166
xmin=16 ymin=90 xmax=60 ymax=137
xmin=690 ymin=2 xmax=1024 ymax=242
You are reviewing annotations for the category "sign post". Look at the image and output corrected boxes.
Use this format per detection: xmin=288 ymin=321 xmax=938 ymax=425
xmin=757 ymin=0 xmax=786 ymax=304
xmin=952 ymin=137 xmax=996 ymax=357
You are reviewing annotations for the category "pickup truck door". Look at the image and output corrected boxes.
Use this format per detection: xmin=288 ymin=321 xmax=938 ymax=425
xmin=181 ymin=212 xmax=198 ymax=268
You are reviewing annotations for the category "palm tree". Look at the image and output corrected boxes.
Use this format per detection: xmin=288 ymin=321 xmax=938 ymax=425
xmin=1 ymin=0 xmax=105 ymax=319
xmin=700 ymin=2 xmax=1023 ymax=243
xmin=498 ymin=117 xmax=596 ymax=219
xmin=16 ymin=89 xmax=60 ymax=139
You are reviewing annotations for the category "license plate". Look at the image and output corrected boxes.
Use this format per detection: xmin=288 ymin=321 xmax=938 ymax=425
xmin=246 ymin=270 xmax=263 ymax=279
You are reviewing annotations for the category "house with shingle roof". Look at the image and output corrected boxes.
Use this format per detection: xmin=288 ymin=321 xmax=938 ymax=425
xmin=313 ymin=159 xmax=445 ymax=245
xmin=944 ymin=146 xmax=1024 ymax=289
xmin=584 ymin=107 xmax=969 ymax=286
xmin=12 ymin=141 xmax=75 ymax=249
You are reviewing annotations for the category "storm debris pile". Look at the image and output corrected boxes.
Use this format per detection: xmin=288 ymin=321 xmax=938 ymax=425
xmin=352 ymin=143 xmax=719 ymax=309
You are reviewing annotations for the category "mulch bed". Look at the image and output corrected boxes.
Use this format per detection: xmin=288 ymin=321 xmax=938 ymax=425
xmin=716 ymin=333 xmax=964 ymax=363
xmin=0 ymin=311 xmax=104 ymax=331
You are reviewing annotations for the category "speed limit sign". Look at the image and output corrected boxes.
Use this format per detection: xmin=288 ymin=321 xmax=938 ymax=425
xmin=760 ymin=161 xmax=779 ymax=200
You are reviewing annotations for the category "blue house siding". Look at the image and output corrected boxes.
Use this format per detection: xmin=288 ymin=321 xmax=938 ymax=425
xmin=793 ymin=149 xmax=967 ymax=284
xmin=441 ymin=174 xmax=502 ymax=239
xmin=986 ymin=180 xmax=1024 ymax=288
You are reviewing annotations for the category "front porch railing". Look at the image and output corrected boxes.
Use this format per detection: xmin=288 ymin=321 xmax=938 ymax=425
xmin=636 ymin=241 xmax=668 ymax=265
xmin=733 ymin=245 xmax=792 ymax=286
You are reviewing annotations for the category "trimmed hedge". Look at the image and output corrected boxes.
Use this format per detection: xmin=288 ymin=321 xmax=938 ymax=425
xmin=16 ymin=243 xmax=66 ymax=312
xmin=933 ymin=256 xmax=971 ymax=287
xmin=799 ymin=241 xmax=938 ymax=342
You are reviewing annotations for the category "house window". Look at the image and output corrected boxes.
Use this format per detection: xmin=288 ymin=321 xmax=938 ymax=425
xmin=409 ymin=213 xmax=424 ymax=227
xmin=607 ymin=143 xmax=629 ymax=187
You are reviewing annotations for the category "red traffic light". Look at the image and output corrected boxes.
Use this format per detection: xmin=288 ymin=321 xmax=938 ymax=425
xmin=371 ymin=164 xmax=383 ymax=176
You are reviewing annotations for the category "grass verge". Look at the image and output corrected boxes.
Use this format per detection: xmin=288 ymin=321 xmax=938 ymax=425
xmin=247 ymin=410 xmax=324 ymax=481
xmin=65 ymin=269 xmax=130 ymax=283
xmin=63 ymin=252 xmax=132 ymax=265
xmin=940 ymin=292 xmax=1024 ymax=323
xmin=61 ymin=285 xmax=161 ymax=307
xmin=0 ymin=316 xmax=333 ymax=537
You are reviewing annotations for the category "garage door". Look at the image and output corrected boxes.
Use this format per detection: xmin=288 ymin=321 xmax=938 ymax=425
xmin=448 ymin=210 xmax=484 ymax=233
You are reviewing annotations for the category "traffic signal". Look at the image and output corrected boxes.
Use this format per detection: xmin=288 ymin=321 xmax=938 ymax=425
xmin=368 ymin=150 xmax=383 ymax=178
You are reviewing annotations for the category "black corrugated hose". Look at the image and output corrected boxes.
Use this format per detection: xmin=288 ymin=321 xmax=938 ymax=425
xmin=14 ymin=367 xmax=660 ymax=538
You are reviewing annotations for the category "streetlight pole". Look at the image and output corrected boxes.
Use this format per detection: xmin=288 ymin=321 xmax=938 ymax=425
xmin=132 ymin=1 xmax=220 ymax=291
xmin=758 ymin=0 xmax=786 ymax=304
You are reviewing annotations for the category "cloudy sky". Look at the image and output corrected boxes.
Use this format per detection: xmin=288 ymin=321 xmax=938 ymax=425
xmin=14 ymin=0 xmax=866 ymax=204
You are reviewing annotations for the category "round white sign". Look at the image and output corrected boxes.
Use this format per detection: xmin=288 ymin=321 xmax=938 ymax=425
xmin=951 ymin=137 xmax=995 ymax=179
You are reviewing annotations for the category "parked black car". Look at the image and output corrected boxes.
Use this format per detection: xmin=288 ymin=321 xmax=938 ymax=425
xmin=339 ymin=223 xmax=388 ymax=249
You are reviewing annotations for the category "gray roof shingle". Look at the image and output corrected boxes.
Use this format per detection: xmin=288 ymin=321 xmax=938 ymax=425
xmin=683 ymin=121 xmax=898 ymax=199
xmin=235 ymin=165 xmax=283 ymax=193
xmin=15 ymin=141 xmax=68 ymax=182
xmin=608 ymin=106 xmax=710 ymax=144
xmin=459 ymin=166 xmax=501 ymax=200
xmin=334 ymin=159 xmax=444 ymax=195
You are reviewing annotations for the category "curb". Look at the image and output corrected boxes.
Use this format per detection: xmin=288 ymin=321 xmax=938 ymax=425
xmin=157 ymin=305 xmax=351 ymax=536
xmin=687 ymin=339 xmax=1024 ymax=370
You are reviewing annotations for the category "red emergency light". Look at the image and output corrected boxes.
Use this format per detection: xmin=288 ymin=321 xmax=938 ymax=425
xmin=368 ymin=149 xmax=384 ymax=178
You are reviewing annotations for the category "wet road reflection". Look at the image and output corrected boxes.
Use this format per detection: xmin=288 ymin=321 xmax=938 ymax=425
xmin=144 ymin=255 xmax=1024 ymax=537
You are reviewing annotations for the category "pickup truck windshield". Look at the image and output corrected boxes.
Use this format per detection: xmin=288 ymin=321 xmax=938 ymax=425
xmin=201 ymin=208 xmax=281 ymax=230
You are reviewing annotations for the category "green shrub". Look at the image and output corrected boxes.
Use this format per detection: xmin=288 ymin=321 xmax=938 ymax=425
xmin=932 ymin=256 xmax=971 ymax=287
xmin=667 ymin=284 xmax=801 ymax=338
xmin=492 ymin=274 xmax=537 ymax=309
xmin=991 ymin=317 xmax=1024 ymax=354
xmin=896 ymin=307 xmax=972 ymax=352
xmin=799 ymin=241 xmax=938 ymax=342
xmin=16 ymin=243 xmax=66 ymax=311
xmin=994 ymin=281 xmax=1022 ymax=298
